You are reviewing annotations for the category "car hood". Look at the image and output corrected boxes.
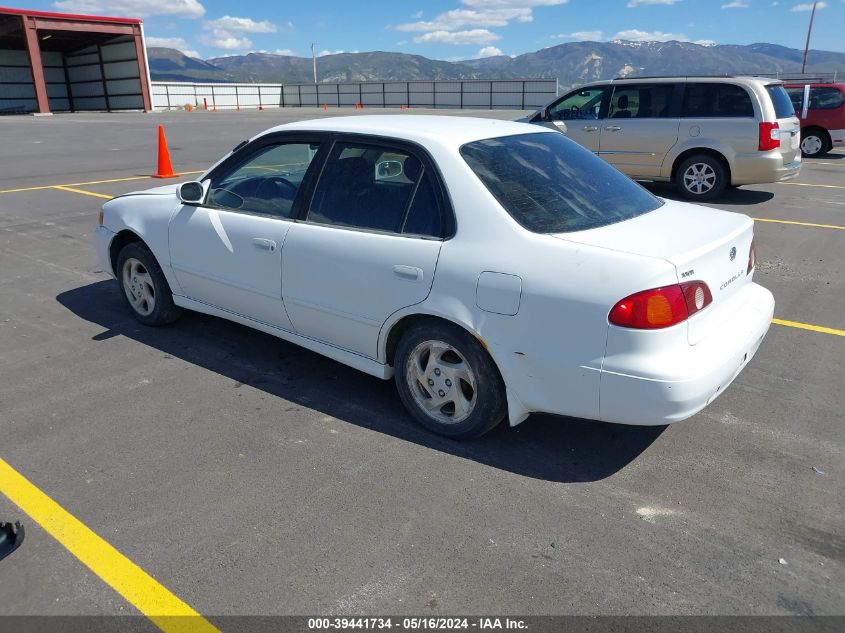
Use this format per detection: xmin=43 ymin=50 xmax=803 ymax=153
xmin=120 ymin=183 xmax=181 ymax=198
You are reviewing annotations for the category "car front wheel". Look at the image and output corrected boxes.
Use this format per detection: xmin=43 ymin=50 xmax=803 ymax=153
xmin=116 ymin=241 xmax=181 ymax=326
xmin=675 ymin=154 xmax=727 ymax=201
xmin=394 ymin=322 xmax=507 ymax=439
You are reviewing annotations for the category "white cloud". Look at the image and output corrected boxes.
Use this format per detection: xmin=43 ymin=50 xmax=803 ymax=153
xmin=476 ymin=45 xmax=504 ymax=57
xmin=695 ymin=39 xmax=717 ymax=45
xmin=199 ymin=14 xmax=277 ymax=51
xmin=273 ymin=48 xmax=296 ymax=56
xmin=413 ymin=29 xmax=502 ymax=45
xmin=145 ymin=36 xmax=200 ymax=57
xmin=318 ymin=49 xmax=358 ymax=56
xmin=554 ymin=30 xmax=603 ymax=40
xmin=53 ymin=0 xmax=205 ymax=18
xmin=612 ymin=29 xmax=689 ymax=41
xmin=201 ymin=32 xmax=252 ymax=50
xmin=411 ymin=10 xmax=423 ymax=18
xmin=721 ymin=0 xmax=749 ymax=7
xmin=204 ymin=16 xmax=277 ymax=33
xmin=791 ymin=1 xmax=826 ymax=9
xmin=396 ymin=1 xmax=568 ymax=32
xmin=627 ymin=0 xmax=680 ymax=6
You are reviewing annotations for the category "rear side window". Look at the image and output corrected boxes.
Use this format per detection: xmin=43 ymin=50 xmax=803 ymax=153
xmin=460 ymin=132 xmax=663 ymax=234
xmin=786 ymin=87 xmax=804 ymax=111
xmin=767 ymin=85 xmax=797 ymax=118
xmin=809 ymin=87 xmax=844 ymax=110
xmin=308 ymin=141 xmax=443 ymax=237
xmin=682 ymin=83 xmax=754 ymax=118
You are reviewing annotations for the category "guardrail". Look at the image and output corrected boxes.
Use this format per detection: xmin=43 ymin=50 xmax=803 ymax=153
xmin=151 ymin=79 xmax=558 ymax=111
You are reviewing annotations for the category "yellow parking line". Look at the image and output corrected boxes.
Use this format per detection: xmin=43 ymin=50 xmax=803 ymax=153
xmin=0 ymin=171 xmax=206 ymax=195
xmin=773 ymin=319 xmax=845 ymax=337
xmin=53 ymin=185 xmax=113 ymax=200
xmin=0 ymin=458 xmax=220 ymax=633
xmin=781 ymin=182 xmax=845 ymax=190
xmin=753 ymin=217 xmax=845 ymax=230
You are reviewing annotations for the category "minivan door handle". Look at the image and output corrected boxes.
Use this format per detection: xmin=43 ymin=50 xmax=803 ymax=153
xmin=252 ymin=238 xmax=277 ymax=252
xmin=392 ymin=265 xmax=423 ymax=282
xmin=582 ymin=125 xmax=599 ymax=132
xmin=604 ymin=125 xmax=622 ymax=132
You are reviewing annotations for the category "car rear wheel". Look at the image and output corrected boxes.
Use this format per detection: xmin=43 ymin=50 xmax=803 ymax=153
xmin=675 ymin=154 xmax=727 ymax=201
xmin=116 ymin=241 xmax=181 ymax=326
xmin=394 ymin=322 xmax=506 ymax=439
xmin=800 ymin=129 xmax=830 ymax=158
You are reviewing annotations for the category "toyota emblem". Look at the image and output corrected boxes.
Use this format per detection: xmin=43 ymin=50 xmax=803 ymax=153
xmin=729 ymin=246 xmax=737 ymax=261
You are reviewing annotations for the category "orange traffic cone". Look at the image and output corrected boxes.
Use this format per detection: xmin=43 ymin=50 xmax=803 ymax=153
xmin=152 ymin=125 xmax=179 ymax=179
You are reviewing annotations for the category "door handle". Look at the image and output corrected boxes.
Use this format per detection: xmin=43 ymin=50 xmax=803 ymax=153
xmin=252 ymin=238 xmax=277 ymax=252
xmin=604 ymin=125 xmax=622 ymax=132
xmin=393 ymin=265 xmax=423 ymax=282
xmin=582 ymin=125 xmax=599 ymax=132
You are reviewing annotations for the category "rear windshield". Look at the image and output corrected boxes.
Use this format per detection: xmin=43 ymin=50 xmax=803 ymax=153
xmin=460 ymin=132 xmax=663 ymax=234
xmin=767 ymin=85 xmax=797 ymax=119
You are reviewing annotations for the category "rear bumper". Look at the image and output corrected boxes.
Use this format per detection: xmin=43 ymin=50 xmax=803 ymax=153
xmin=93 ymin=225 xmax=116 ymax=278
xmin=598 ymin=282 xmax=774 ymax=426
xmin=731 ymin=153 xmax=801 ymax=185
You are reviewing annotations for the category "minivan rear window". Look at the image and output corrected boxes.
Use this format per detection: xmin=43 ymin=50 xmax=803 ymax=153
xmin=460 ymin=132 xmax=663 ymax=234
xmin=767 ymin=85 xmax=796 ymax=118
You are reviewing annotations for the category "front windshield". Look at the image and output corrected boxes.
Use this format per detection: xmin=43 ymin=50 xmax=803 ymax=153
xmin=460 ymin=132 xmax=663 ymax=233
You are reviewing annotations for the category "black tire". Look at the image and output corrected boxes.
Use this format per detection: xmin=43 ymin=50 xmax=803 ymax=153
xmin=675 ymin=154 xmax=728 ymax=201
xmin=800 ymin=128 xmax=831 ymax=158
xmin=115 ymin=241 xmax=181 ymax=326
xmin=394 ymin=322 xmax=507 ymax=440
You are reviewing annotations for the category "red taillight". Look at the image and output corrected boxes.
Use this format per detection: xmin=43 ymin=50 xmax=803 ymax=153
xmin=758 ymin=122 xmax=780 ymax=151
xmin=609 ymin=282 xmax=713 ymax=330
xmin=747 ymin=239 xmax=756 ymax=274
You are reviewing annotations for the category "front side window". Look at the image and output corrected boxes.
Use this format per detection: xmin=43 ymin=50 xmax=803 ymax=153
xmin=682 ymin=83 xmax=754 ymax=118
xmin=307 ymin=141 xmax=443 ymax=237
xmin=209 ymin=142 xmax=319 ymax=217
xmin=461 ymin=132 xmax=663 ymax=234
xmin=548 ymin=87 xmax=606 ymax=121
xmin=809 ymin=87 xmax=844 ymax=110
xmin=609 ymin=84 xmax=676 ymax=119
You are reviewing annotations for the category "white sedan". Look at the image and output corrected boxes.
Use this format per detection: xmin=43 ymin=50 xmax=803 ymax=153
xmin=93 ymin=115 xmax=774 ymax=439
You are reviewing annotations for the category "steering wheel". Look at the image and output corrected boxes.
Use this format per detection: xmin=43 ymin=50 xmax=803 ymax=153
xmin=256 ymin=176 xmax=297 ymax=199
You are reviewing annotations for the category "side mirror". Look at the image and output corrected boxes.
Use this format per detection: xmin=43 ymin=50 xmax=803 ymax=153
xmin=177 ymin=181 xmax=206 ymax=205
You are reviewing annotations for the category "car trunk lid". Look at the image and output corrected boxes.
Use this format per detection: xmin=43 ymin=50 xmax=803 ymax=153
xmin=552 ymin=200 xmax=755 ymax=344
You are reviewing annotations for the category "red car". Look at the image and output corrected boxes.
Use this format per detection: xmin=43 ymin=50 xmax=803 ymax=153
xmin=784 ymin=83 xmax=845 ymax=157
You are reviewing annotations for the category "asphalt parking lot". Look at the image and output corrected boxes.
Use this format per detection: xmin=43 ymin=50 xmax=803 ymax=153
xmin=0 ymin=108 xmax=843 ymax=627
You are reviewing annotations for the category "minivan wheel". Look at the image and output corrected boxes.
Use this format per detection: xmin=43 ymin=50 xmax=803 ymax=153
xmin=116 ymin=241 xmax=181 ymax=326
xmin=800 ymin=130 xmax=830 ymax=158
xmin=394 ymin=322 xmax=507 ymax=439
xmin=675 ymin=154 xmax=727 ymax=201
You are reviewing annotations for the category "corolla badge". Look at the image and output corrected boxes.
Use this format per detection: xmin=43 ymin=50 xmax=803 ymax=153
xmin=729 ymin=246 xmax=737 ymax=261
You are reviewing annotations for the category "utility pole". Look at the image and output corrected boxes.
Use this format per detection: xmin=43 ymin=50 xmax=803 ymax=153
xmin=311 ymin=43 xmax=317 ymax=84
xmin=801 ymin=1 xmax=817 ymax=74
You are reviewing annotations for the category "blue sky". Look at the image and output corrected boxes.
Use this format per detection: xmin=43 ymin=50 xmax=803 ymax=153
xmin=25 ymin=0 xmax=845 ymax=58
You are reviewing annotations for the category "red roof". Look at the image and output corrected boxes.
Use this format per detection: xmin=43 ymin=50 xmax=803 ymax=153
xmin=0 ymin=6 xmax=142 ymax=24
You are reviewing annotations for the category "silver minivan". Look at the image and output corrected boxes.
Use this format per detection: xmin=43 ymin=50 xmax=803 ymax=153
xmin=526 ymin=76 xmax=801 ymax=200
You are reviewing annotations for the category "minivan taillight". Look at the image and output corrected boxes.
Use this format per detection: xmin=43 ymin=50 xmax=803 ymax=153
xmin=759 ymin=122 xmax=780 ymax=151
xmin=609 ymin=282 xmax=713 ymax=330
xmin=747 ymin=239 xmax=756 ymax=274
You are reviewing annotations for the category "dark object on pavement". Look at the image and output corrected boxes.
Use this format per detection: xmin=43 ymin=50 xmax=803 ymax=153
xmin=0 ymin=522 xmax=25 ymax=561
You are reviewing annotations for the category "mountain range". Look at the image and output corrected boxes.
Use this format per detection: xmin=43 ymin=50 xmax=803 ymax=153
xmin=148 ymin=40 xmax=845 ymax=87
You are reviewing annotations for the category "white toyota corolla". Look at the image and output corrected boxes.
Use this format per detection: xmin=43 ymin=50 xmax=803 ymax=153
xmin=93 ymin=115 xmax=774 ymax=439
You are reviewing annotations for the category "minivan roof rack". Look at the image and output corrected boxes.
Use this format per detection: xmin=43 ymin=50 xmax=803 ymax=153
xmin=610 ymin=74 xmax=746 ymax=80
